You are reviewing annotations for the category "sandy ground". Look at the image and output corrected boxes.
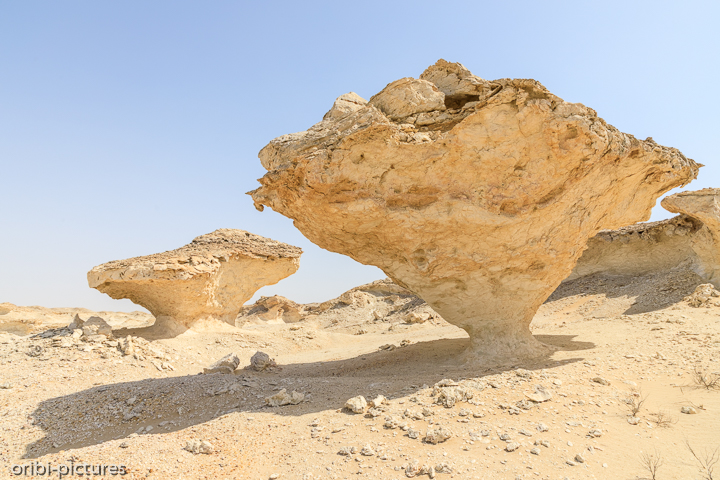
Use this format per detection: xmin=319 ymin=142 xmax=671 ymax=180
xmin=1 ymin=271 xmax=719 ymax=480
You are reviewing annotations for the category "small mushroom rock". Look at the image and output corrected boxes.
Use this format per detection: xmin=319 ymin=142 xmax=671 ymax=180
xmin=87 ymin=229 xmax=301 ymax=333
xmin=249 ymin=59 xmax=699 ymax=361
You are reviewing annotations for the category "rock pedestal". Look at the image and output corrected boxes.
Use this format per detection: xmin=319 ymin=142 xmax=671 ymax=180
xmin=88 ymin=229 xmax=301 ymax=332
xmin=250 ymin=60 xmax=699 ymax=360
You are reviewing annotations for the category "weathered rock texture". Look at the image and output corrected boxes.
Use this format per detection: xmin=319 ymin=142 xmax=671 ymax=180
xmin=88 ymin=229 xmax=301 ymax=329
xmin=568 ymin=189 xmax=720 ymax=288
xmin=662 ymin=189 xmax=720 ymax=287
xmin=249 ymin=60 xmax=699 ymax=359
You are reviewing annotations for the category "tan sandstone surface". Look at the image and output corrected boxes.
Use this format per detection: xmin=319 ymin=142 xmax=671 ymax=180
xmin=87 ymin=229 xmax=301 ymax=336
xmin=1 ymin=271 xmax=719 ymax=479
xmin=249 ymin=59 xmax=700 ymax=360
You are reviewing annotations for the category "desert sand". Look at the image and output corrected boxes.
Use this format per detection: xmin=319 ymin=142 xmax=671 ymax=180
xmin=1 ymin=266 xmax=719 ymax=480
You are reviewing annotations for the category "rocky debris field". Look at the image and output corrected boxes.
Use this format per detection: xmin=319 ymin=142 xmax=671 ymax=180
xmin=1 ymin=271 xmax=719 ymax=479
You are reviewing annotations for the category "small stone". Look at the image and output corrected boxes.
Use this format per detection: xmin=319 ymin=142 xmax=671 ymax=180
xmin=575 ymin=453 xmax=585 ymax=463
xmin=530 ymin=447 xmax=540 ymax=455
xmin=369 ymin=395 xmax=387 ymax=408
xmin=408 ymin=429 xmax=420 ymax=439
xmin=681 ymin=406 xmax=698 ymax=414
xmin=505 ymin=442 xmax=520 ymax=452
xmin=405 ymin=312 xmax=428 ymax=324
xmin=566 ymin=460 xmax=577 ymax=466
xmin=499 ymin=433 xmax=512 ymax=441
xmin=204 ymin=353 xmax=241 ymax=374
xmin=526 ymin=384 xmax=553 ymax=403
xmin=592 ymin=377 xmax=610 ymax=386
xmin=338 ymin=447 xmax=353 ymax=456
xmin=26 ymin=345 xmax=44 ymax=357
xmin=0 ymin=382 xmax=13 ymax=389
xmin=266 ymin=389 xmax=304 ymax=407
xmin=269 ymin=475 xmax=280 ymax=480
xmin=360 ymin=445 xmax=375 ymax=456
xmin=553 ymin=379 xmax=563 ymax=386
xmin=345 ymin=396 xmax=367 ymax=414
xmin=424 ymin=426 xmax=452 ymax=444
xmin=537 ymin=423 xmax=549 ymax=432
xmin=184 ymin=439 xmax=214 ymax=454
xmin=249 ymin=351 xmax=277 ymax=371
xmin=588 ymin=429 xmax=602 ymax=438
xmin=627 ymin=416 xmax=640 ymax=425
xmin=119 ymin=442 xmax=128 ymax=449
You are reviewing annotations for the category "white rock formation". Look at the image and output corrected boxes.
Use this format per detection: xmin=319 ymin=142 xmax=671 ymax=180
xmin=249 ymin=59 xmax=700 ymax=360
xmin=88 ymin=229 xmax=301 ymax=332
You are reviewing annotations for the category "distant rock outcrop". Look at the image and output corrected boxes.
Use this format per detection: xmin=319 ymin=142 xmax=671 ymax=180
xmin=88 ymin=229 xmax=301 ymax=332
xmin=568 ymin=188 xmax=720 ymax=289
xmin=249 ymin=59 xmax=700 ymax=360
xmin=236 ymin=278 xmax=445 ymax=333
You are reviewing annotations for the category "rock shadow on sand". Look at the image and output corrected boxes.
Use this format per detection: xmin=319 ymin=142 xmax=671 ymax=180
xmin=24 ymin=335 xmax=592 ymax=458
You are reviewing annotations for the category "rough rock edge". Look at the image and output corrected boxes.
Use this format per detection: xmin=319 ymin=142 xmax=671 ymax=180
xmin=89 ymin=229 xmax=301 ymax=281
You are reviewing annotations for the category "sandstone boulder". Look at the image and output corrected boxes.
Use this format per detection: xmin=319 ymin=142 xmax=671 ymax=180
xmin=250 ymin=59 xmax=699 ymax=360
xmin=88 ymin=229 xmax=301 ymax=332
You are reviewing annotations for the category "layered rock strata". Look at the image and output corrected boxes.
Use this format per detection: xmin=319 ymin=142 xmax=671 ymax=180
xmin=568 ymin=189 xmax=720 ymax=288
xmin=88 ymin=229 xmax=301 ymax=331
xmin=662 ymin=189 xmax=720 ymax=287
xmin=249 ymin=59 xmax=700 ymax=360
xmin=236 ymin=278 xmax=444 ymax=332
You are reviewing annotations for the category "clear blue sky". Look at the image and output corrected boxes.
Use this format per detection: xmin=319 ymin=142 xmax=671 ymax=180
xmin=1 ymin=1 xmax=718 ymax=312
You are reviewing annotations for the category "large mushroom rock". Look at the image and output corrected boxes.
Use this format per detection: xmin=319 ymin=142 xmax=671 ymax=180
xmin=662 ymin=188 xmax=720 ymax=286
xmin=87 ymin=229 xmax=302 ymax=333
xmin=249 ymin=59 xmax=700 ymax=360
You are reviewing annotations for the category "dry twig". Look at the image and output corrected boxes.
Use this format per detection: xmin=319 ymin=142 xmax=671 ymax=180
xmin=638 ymin=450 xmax=663 ymax=480
xmin=686 ymin=440 xmax=720 ymax=480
